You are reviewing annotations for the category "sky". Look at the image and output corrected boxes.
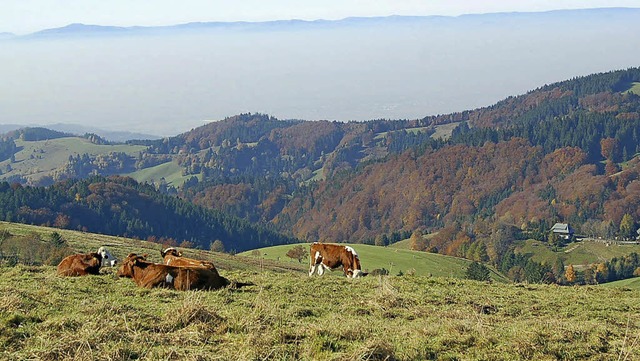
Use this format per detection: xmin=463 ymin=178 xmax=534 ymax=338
xmin=3 ymin=0 xmax=640 ymax=34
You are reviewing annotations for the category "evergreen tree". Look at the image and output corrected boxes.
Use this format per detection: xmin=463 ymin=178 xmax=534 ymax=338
xmin=465 ymin=262 xmax=491 ymax=281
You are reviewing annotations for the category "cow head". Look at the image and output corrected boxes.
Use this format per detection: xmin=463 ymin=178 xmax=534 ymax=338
xmin=117 ymin=253 xmax=147 ymax=278
xmin=344 ymin=246 xmax=363 ymax=278
xmin=160 ymin=247 xmax=182 ymax=258
xmin=97 ymin=246 xmax=117 ymax=267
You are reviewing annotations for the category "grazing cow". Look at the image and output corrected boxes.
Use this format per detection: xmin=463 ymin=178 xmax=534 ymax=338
xmin=57 ymin=246 xmax=117 ymax=276
xmin=160 ymin=247 xmax=219 ymax=275
xmin=117 ymin=253 xmax=230 ymax=290
xmin=309 ymin=243 xmax=364 ymax=278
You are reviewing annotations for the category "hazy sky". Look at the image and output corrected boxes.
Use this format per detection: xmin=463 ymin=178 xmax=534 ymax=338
xmin=3 ymin=0 xmax=640 ymax=34
xmin=2 ymin=2 xmax=640 ymax=136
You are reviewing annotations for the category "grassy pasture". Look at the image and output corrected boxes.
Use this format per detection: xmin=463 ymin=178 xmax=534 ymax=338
xmin=600 ymin=276 xmax=640 ymax=290
xmin=1 ymin=222 xmax=640 ymax=359
xmin=624 ymin=81 xmax=640 ymax=95
xmin=0 ymin=137 xmax=146 ymax=183
xmin=0 ymin=221 xmax=299 ymax=274
xmin=2 ymin=265 xmax=640 ymax=360
xmin=516 ymin=239 xmax=640 ymax=268
xmin=124 ymin=160 xmax=194 ymax=188
xmin=430 ymin=122 xmax=461 ymax=140
xmin=373 ymin=126 xmax=431 ymax=140
xmin=240 ymin=243 xmax=508 ymax=282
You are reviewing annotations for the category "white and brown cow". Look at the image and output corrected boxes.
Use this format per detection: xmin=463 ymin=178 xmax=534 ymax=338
xmin=117 ymin=253 xmax=231 ymax=290
xmin=57 ymin=246 xmax=117 ymax=276
xmin=309 ymin=243 xmax=364 ymax=278
xmin=160 ymin=247 xmax=219 ymax=275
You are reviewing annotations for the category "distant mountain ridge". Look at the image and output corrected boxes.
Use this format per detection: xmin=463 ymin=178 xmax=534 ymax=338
xmin=12 ymin=7 xmax=640 ymax=39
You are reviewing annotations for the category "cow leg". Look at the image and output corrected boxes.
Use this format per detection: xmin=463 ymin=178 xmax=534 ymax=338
xmin=309 ymin=251 xmax=323 ymax=276
xmin=320 ymin=263 xmax=332 ymax=275
xmin=309 ymin=264 xmax=319 ymax=276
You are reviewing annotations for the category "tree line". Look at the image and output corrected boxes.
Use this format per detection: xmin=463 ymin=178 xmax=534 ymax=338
xmin=0 ymin=176 xmax=298 ymax=252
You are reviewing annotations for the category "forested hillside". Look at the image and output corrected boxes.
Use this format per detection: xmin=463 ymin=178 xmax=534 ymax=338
xmin=2 ymin=67 xmax=640 ymax=270
xmin=274 ymin=68 xmax=640 ymax=257
xmin=0 ymin=176 xmax=297 ymax=252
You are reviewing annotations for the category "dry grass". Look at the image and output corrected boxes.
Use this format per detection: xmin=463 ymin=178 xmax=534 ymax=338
xmin=1 ymin=265 xmax=639 ymax=360
xmin=1 ymin=221 xmax=639 ymax=360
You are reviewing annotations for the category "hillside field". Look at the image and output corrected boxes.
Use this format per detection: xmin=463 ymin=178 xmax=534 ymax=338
xmin=0 ymin=137 xmax=146 ymax=183
xmin=238 ymin=243 xmax=508 ymax=282
xmin=601 ymin=276 xmax=640 ymax=289
xmin=515 ymin=239 xmax=640 ymax=268
xmin=124 ymin=160 xmax=195 ymax=188
xmin=625 ymin=81 xmax=640 ymax=95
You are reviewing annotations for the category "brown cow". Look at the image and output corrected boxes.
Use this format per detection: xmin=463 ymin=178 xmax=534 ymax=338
xmin=57 ymin=246 xmax=117 ymax=276
xmin=309 ymin=243 xmax=364 ymax=278
xmin=160 ymin=247 xmax=219 ymax=275
xmin=117 ymin=253 xmax=230 ymax=290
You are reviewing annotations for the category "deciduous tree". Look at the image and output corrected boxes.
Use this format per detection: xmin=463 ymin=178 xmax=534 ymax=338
xmin=409 ymin=231 xmax=427 ymax=251
xmin=565 ymin=264 xmax=576 ymax=284
xmin=210 ymin=239 xmax=225 ymax=253
xmin=286 ymin=245 xmax=308 ymax=263
xmin=619 ymin=213 xmax=636 ymax=240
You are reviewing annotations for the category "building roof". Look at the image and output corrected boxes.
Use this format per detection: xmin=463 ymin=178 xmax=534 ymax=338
xmin=551 ymin=223 xmax=573 ymax=234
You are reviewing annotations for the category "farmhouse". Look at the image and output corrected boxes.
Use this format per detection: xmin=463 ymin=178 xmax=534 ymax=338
xmin=551 ymin=223 xmax=574 ymax=241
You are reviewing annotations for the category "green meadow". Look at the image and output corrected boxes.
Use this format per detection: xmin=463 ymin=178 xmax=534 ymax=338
xmin=0 ymin=137 xmax=147 ymax=183
xmin=625 ymin=81 xmax=640 ymax=95
xmin=515 ymin=239 xmax=640 ymax=268
xmin=124 ymin=160 xmax=195 ymax=188
xmin=240 ymin=243 xmax=508 ymax=282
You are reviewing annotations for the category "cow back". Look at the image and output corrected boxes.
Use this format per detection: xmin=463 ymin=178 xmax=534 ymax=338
xmin=57 ymin=253 xmax=102 ymax=276
xmin=172 ymin=267 xmax=230 ymax=291
xmin=120 ymin=253 xmax=228 ymax=290
xmin=163 ymin=255 xmax=219 ymax=275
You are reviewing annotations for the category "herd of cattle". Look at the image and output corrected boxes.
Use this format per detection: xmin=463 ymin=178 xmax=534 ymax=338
xmin=56 ymin=242 xmax=366 ymax=291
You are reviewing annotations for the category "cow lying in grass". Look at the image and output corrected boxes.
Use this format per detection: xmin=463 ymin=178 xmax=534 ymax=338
xmin=57 ymin=246 xmax=117 ymax=276
xmin=160 ymin=247 xmax=219 ymax=275
xmin=117 ymin=253 xmax=231 ymax=290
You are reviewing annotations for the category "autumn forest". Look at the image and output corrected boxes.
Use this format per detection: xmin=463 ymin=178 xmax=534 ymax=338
xmin=2 ymin=67 xmax=640 ymax=283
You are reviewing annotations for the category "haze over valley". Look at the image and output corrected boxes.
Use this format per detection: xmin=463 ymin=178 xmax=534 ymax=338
xmin=2 ymin=8 xmax=640 ymax=136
